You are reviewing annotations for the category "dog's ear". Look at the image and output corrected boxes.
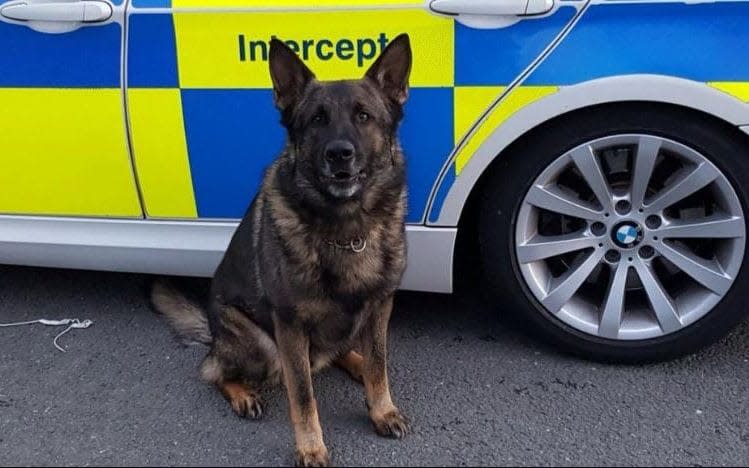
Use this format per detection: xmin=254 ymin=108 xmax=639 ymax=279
xmin=365 ymin=33 xmax=412 ymax=106
xmin=269 ymin=38 xmax=315 ymax=112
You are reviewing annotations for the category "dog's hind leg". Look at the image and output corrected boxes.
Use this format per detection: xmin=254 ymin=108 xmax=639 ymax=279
xmin=334 ymin=350 xmax=364 ymax=384
xmin=201 ymin=304 xmax=280 ymax=420
xmin=218 ymin=380 xmax=264 ymax=419
xmin=201 ymin=353 xmax=269 ymax=420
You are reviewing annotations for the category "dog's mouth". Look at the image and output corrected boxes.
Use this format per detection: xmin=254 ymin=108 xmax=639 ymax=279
xmin=326 ymin=170 xmax=367 ymax=184
xmin=322 ymin=169 xmax=367 ymax=199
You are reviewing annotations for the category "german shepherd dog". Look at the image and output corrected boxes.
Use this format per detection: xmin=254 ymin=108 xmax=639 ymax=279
xmin=151 ymin=34 xmax=412 ymax=467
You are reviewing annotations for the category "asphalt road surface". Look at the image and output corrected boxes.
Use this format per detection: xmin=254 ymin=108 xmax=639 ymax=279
xmin=1 ymin=265 xmax=747 ymax=466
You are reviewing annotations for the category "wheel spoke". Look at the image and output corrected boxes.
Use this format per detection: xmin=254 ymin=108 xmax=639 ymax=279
xmin=645 ymin=163 xmax=719 ymax=212
xmin=569 ymin=145 xmax=614 ymax=213
xmin=631 ymin=136 xmax=661 ymax=209
xmin=658 ymin=215 xmax=744 ymax=239
xmin=517 ymin=231 xmax=599 ymax=264
xmin=598 ymin=262 xmax=629 ymax=339
xmin=526 ymin=184 xmax=604 ymax=221
xmin=542 ymin=249 xmax=604 ymax=313
xmin=633 ymin=259 xmax=682 ymax=334
xmin=657 ymin=241 xmax=733 ymax=295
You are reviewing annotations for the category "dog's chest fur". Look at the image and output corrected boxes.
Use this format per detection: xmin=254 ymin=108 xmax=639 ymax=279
xmin=212 ymin=157 xmax=406 ymax=360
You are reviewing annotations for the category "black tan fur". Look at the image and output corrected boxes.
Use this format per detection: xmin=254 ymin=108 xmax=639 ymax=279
xmin=151 ymin=34 xmax=412 ymax=467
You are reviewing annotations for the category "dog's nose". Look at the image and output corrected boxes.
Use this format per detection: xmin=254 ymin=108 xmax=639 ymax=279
xmin=324 ymin=140 xmax=355 ymax=162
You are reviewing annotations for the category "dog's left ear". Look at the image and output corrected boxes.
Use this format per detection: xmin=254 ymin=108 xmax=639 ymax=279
xmin=269 ymin=38 xmax=316 ymax=112
xmin=365 ymin=33 xmax=412 ymax=106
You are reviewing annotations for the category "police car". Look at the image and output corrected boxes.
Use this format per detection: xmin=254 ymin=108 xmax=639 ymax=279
xmin=1 ymin=0 xmax=748 ymax=362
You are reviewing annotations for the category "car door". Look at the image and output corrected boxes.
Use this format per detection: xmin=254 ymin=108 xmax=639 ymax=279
xmin=0 ymin=0 xmax=142 ymax=217
xmin=126 ymin=0 xmax=580 ymax=223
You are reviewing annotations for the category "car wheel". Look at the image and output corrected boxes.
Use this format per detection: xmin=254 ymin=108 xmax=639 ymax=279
xmin=479 ymin=103 xmax=749 ymax=362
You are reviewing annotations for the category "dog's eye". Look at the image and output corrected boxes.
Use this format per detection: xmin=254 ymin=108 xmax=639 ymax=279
xmin=357 ymin=112 xmax=370 ymax=123
xmin=312 ymin=113 xmax=326 ymax=125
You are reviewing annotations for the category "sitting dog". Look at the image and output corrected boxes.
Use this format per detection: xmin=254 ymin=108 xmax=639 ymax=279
xmin=152 ymin=33 xmax=412 ymax=467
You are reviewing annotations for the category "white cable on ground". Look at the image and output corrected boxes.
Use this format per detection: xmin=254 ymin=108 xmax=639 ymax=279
xmin=0 ymin=318 xmax=93 ymax=352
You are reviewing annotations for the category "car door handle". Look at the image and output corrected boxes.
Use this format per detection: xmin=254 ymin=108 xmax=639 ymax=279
xmin=429 ymin=0 xmax=554 ymax=17
xmin=0 ymin=1 xmax=112 ymax=23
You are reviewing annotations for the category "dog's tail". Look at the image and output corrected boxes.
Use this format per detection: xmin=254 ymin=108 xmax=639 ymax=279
xmin=151 ymin=279 xmax=212 ymax=346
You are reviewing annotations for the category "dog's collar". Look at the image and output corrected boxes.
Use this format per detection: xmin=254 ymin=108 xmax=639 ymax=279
xmin=325 ymin=237 xmax=367 ymax=253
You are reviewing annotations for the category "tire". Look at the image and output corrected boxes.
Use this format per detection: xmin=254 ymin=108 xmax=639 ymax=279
xmin=479 ymin=103 xmax=749 ymax=363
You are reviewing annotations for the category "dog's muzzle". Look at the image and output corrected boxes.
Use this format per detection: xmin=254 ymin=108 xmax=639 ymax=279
xmin=321 ymin=140 xmax=366 ymax=198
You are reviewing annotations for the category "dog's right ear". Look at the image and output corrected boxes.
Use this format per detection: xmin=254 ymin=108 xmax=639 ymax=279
xmin=269 ymin=38 xmax=315 ymax=112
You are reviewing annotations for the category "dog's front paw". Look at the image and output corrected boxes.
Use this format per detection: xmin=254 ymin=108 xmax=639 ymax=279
xmin=372 ymin=409 xmax=410 ymax=439
xmin=295 ymin=446 xmax=330 ymax=467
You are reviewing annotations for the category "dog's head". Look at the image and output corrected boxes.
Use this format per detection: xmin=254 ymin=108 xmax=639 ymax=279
xmin=268 ymin=34 xmax=411 ymax=202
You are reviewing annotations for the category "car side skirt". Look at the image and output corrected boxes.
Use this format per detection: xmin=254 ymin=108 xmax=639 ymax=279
xmin=0 ymin=216 xmax=456 ymax=293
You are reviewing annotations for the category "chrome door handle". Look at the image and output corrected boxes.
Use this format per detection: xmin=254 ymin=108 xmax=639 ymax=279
xmin=429 ymin=0 xmax=554 ymax=17
xmin=0 ymin=1 xmax=112 ymax=23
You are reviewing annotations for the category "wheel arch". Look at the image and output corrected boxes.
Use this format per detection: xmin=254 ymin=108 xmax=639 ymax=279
xmin=432 ymin=75 xmax=749 ymax=229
